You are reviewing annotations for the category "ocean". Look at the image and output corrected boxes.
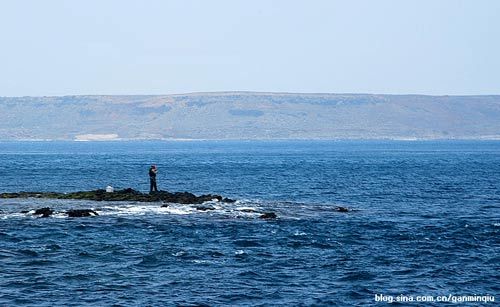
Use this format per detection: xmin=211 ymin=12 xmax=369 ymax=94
xmin=0 ymin=140 xmax=499 ymax=306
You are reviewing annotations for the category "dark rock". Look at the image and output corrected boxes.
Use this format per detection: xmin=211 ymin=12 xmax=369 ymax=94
xmin=66 ymin=209 xmax=99 ymax=217
xmin=20 ymin=210 xmax=30 ymax=214
xmin=335 ymin=206 xmax=350 ymax=213
xmin=259 ymin=212 xmax=277 ymax=219
xmin=171 ymin=191 xmax=199 ymax=204
xmin=222 ymin=198 xmax=236 ymax=203
xmin=195 ymin=205 xmax=216 ymax=211
xmin=0 ymin=192 xmax=19 ymax=198
xmin=34 ymin=207 xmax=54 ymax=218
xmin=0 ymin=188 xmax=234 ymax=205
xmin=120 ymin=188 xmax=138 ymax=194
xmin=239 ymin=208 xmax=257 ymax=213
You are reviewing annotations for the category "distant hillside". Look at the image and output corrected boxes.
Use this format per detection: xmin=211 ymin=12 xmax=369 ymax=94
xmin=1 ymin=92 xmax=499 ymax=140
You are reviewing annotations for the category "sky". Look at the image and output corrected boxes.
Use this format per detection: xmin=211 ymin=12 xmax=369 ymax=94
xmin=0 ymin=0 xmax=499 ymax=96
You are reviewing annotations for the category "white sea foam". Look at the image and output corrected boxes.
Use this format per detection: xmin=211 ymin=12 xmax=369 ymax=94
xmin=53 ymin=212 xmax=71 ymax=219
xmin=163 ymin=206 xmax=195 ymax=215
xmin=98 ymin=204 xmax=194 ymax=216
xmin=0 ymin=197 xmax=279 ymax=220
xmin=1 ymin=213 xmax=26 ymax=219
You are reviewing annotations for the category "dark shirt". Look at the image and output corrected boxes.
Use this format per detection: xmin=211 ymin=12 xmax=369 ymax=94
xmin=149 ymin=168 xmax=157 ymax=179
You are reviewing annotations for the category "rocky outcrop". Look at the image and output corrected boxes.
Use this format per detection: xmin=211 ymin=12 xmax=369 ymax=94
xmin=2 ymin=188 xmax=280 ymax=219
xmin=0 ymin=188 xmax=232 ymax=205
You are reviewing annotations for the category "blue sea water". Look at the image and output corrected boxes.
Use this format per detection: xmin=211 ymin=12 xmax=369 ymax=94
xmin=0 ymin=140 xmax=499 ymax=306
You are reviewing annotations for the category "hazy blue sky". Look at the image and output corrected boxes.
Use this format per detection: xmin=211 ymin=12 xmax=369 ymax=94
xmin=1 ymin=0 xmax=499 ymax=96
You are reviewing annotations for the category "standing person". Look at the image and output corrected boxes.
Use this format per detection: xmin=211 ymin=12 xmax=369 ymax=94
xmin=149 ymin=165 xmax=158 ymax=193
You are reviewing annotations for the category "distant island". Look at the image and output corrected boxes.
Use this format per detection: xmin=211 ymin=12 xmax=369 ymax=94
xmin=0 ymin=92 xmax=499 ymax=140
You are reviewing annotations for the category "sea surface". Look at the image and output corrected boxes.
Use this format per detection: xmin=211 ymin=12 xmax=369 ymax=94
xmin=0 ymin=140 xmax=499 ymax=306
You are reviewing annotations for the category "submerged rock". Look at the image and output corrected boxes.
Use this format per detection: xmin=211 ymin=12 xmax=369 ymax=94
xmin=239 ymin=208 xmax=258 ymax=213
xmin=25 ymin=208 xmax=99 ymax=218
xmin=0 ymin=188 xmax=232 ymax=205
xmin=66 ymin=209 xmax=99 ymax=217
xmin=34 ymin=207 xmax=54 ymax=218
xmin=259 ymin=212 xmax=277 ymax=219
xmin=195 ymin=205 xmax=216 ymax=211
xmin=335 ymin=206 xmax=350 ymax=213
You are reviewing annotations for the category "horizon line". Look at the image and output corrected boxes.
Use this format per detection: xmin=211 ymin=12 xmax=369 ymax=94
xmin=2 ymin=90 xmax=500 ymax=99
